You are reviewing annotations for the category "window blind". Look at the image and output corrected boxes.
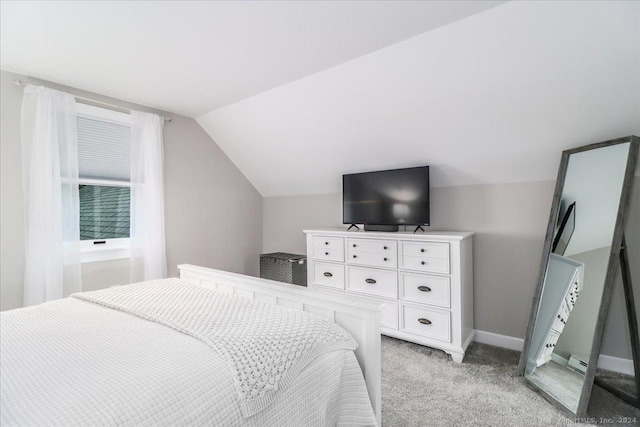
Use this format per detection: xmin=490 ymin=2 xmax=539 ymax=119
xmin=79 ymin=185 xmax=130 ymax=240
xmin=77 ymin=116 xmax=130 ymax=181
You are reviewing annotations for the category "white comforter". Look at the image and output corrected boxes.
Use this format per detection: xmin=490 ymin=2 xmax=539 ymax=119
xmin=72 ymin=279 xmax=359 ymax=417
xmin=0 ymin=285 xmax=376 ymax=426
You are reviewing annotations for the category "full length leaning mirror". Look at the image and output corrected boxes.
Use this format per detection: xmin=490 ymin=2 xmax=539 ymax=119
xmin=518 ymin=136 xmax=639 ymax=416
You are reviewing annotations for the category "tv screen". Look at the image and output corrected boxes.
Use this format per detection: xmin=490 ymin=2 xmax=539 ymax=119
xmin=343 ymin=166 xmax=430 ymax=226
xmin=552 ymin=201 xmax=576 ymax=256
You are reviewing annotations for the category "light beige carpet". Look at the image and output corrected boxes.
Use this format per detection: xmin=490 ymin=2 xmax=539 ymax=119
xmin=381 ymin=336 xmax=639 ymax=426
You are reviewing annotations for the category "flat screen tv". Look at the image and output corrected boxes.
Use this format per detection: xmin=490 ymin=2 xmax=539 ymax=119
xmin=552 ymin=201 xmax=576 ymax=256
xmin=343 ymin=166 xmax=430 ymax=231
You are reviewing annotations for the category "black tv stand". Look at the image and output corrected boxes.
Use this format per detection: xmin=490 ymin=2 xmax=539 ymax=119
xmin=364 ymin=224 xmax=399 ymax=232
xmin=347 ymin=224 xmax=360 ymax=231
xmin=413 ymin=225 xmax=425 ymax=233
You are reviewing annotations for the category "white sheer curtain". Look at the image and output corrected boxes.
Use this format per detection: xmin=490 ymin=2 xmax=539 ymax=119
xmin=21 ymin=85 xmax=81 ymax=306
xmin=130 ymin=110 xmax=167 ymax=282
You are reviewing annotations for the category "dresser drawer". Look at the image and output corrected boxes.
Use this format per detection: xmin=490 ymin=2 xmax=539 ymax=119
xmin=401 ymin=305 xmax=451 ymax=342
xmin=401 ymin=273 xmax=450 ymax=308
xmin=352 ymin=295 xmax=399 ymax=330
xmin=347 ymin=239 xmax=397 ymax=254
xmin=348 ymin=250 xmax=397 ymax=268
xmin=347 ymin=238 xmax=397 ymax=268
xmin=312 ymin=238 xmax=344 ymax=262
xmin=313 ymin=236 xmax=344 ymax=250
xmin=312 ymin=262 xmax=345 ymax=290
xmin=401 ymin=255 xmax=449 ymax=274
xmin=401 ymin=241 xmax=449 ymax=258
xmin=347 ymin=266 xmax=398 ymax=299
xmin=552 ymin=314 xmax=565 ymax=334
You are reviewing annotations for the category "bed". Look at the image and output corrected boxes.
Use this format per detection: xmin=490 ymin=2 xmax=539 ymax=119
xmin=0 ymin=264 xmax=381 ymax=426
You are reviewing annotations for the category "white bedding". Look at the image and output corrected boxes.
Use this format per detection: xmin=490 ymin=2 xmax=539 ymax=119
xmin=1 ymin=293 xmax=376 ymax=426
xmin=72 ymin=279 xmax=359 ymax=416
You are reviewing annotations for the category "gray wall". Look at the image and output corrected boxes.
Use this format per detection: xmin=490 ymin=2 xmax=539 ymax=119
xmin=1 ymin=70 xmax=28 ymax=311
xmin=0 ymin=70 xmax=262 ymax=311
xmin=81 ymin=259 xmax=131 ymax=293
xmin=262 ymin=179 xmax=640 ymax=359
xmin=263 ymin=193 xmax=343 ymax=254
xmin=602 ymin=176 xmax=640 ymax=360
xmin=163 ymin=108 xmax=263 ymax=278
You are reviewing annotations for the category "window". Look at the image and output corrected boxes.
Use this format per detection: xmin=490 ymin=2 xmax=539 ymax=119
xmin=76 ymin=103 xmax=131 ymax=263
xmin=79 ymin=184 xmax=130 ymax=240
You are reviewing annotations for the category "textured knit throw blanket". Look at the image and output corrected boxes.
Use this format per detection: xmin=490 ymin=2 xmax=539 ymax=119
xmin=71 ymin=279 xmax=357 ymax=417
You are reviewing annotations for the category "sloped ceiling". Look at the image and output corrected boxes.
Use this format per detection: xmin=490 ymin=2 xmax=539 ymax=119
xmin=197 ymin=1 xmax=640 ymax=197
xmin=0 ymin=0 xmax=504 ymax=117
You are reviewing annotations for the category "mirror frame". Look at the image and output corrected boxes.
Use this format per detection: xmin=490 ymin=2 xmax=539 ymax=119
xmin=517 ymin=135 xmax=639 ymax=416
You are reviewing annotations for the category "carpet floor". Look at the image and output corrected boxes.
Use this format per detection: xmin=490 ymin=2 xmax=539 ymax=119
xmin=381 ymin=336 xmax=640 ymax=426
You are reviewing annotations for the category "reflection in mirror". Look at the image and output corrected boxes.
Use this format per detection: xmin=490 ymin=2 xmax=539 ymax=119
xmin=523 ymin=142 xmax=632 ymax=414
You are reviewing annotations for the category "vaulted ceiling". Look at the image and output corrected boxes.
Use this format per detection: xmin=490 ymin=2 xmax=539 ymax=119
xmin=2 ymin=1 xmax=639 ymax=197
xmin=197 ymin=1 xmax=640 ymax=196
xmin=0 ymin=0 xmax=504 ymax=117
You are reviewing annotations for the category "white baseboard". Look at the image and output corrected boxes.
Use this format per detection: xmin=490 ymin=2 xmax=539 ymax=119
xmin=474 ymin=330 xmax=524 ymax=351
xmin=598 ymin=354 xmax=635 ymax=376
xmin=550 ymin=352 xmax=568 ymax=367
xmin=474 ymin=329 xmax=634 ymax=375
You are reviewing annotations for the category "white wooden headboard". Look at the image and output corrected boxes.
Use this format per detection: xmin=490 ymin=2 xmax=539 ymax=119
xmin=178 ymin=264 xmax=382 ymax=424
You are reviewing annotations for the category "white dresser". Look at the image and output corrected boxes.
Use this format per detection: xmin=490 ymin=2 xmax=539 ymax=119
xmin=304 ymin=228 xmax=475 ymax=362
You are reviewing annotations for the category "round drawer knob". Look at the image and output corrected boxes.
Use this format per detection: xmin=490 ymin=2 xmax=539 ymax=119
xmin=418 ymin=318 xmax=432 ymax=325
xmin=421 ymin=261 xmax=426 ymax=265
xmin=353 ymin=244 xmax=357 ymax=247
xmin=325 ymin=242 xmax=329 ymax=245
xmin=383 ymin=246 xmax=388 ymax=250
xmin=323 ymin=272 xmax=333 ymax=277
xmin=325 ymin=252 xmax=329 ymax=256
xmin=353 ymin=255 xmax=357 ymax=258
xmin=420 ymin=248 xmax=425 ymax=253
xmin=383 ymin=257 xmax=388 ymax=261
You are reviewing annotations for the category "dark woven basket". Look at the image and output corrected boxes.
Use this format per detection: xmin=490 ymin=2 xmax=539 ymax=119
xmin=259 ymin=252 xmax=307 ymax=286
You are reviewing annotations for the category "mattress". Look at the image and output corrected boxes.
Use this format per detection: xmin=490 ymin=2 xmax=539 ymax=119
xmin=0 ymin=293 xmax=376 ymax=426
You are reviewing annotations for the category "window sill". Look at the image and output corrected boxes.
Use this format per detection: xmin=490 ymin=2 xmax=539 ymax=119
xmin=81 ymin=247 xmax=130 ymax=264
xmin=80 ymin=239 xmax=131 ymax=264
